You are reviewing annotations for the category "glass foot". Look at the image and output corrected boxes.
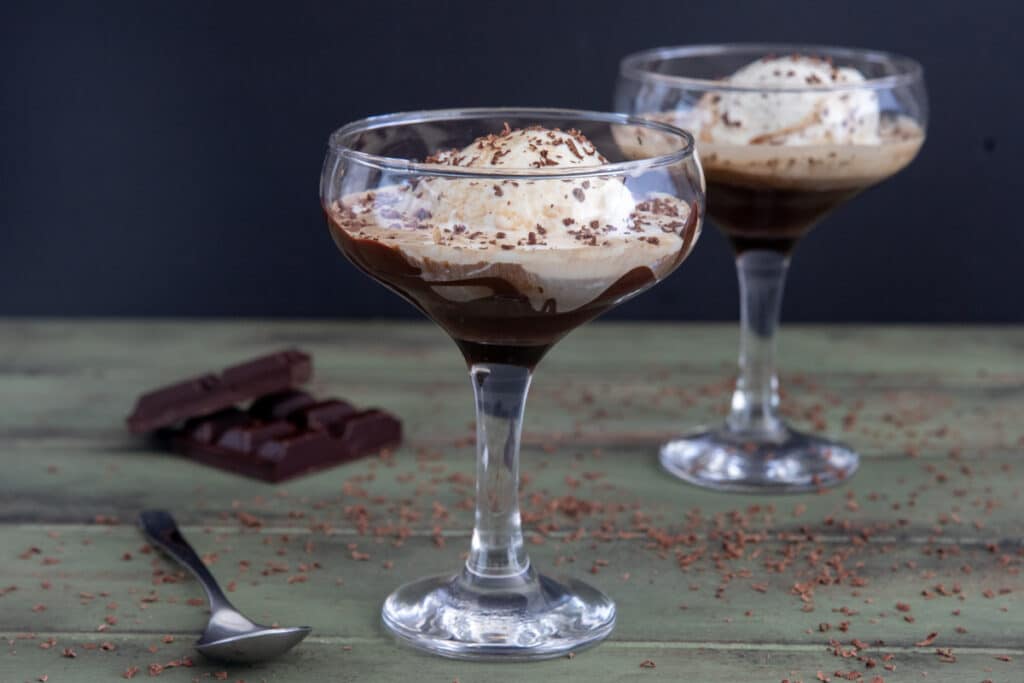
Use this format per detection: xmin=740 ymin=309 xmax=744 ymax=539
xmin=659 ymin=425 xmax=859 ymax=493
xmin=381 ymin=567 xmax=616 ymax=660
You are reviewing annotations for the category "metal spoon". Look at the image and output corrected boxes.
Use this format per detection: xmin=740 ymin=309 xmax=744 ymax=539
xmin=138 ymin=509 xmax=311 ymax=663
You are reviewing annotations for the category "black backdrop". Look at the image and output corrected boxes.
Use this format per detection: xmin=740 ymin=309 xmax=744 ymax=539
xmin=2 ymin=0 xmax=1020 ymax=321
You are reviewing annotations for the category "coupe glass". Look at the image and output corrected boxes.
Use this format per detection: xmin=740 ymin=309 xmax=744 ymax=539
xmin=616 ymin=45 xmax=927 ymax=491
xmin=320 ymin=108 xmax=703 ymax=659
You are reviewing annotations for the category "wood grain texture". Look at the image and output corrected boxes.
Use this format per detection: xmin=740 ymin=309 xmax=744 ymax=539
xmin=1 ymin=636 xmax=1020 ymax=683
xmin=1 ymin=320 xmax=1022 ymax=682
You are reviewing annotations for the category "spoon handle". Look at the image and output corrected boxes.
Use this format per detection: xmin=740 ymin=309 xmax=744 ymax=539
xmin=138 ymin=509 xmax=234 ymax=613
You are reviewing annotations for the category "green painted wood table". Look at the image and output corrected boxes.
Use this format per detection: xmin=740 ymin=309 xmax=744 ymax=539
xmin=1 ymin=321 xmax=1022 ymax=683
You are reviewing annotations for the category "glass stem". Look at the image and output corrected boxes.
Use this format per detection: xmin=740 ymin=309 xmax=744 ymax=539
xmin=726 ymin=250 xmax=789 ymax=438
xmin=464 ymin=363 xmax=531 ymax=579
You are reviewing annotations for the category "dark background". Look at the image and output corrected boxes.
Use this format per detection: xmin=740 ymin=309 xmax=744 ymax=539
xmin=2 ymin=1 xmax=1019 ymax=321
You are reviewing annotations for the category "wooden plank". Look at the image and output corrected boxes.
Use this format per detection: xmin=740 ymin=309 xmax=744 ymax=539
xmin=0 ymin=440 xmax=1020 ymax=537
xmin=1 ymin=527 xmax=1020 ymax=648
xmin=1 ymin=633 xmax=1020 ymax=683
xmin=2 ymin=322 xmax=1022 ymax=457
xmin=4 ymin=321 xmax=1024 ymax=379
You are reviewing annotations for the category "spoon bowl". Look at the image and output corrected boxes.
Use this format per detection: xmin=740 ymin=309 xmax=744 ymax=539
xmin=139 ymin=510 xmax=312 ymax=664
xmin=196 ymin=625 xmax=312 ymax=663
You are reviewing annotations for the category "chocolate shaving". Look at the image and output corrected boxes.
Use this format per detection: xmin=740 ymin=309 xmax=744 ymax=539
xmin=564 ymin=137 xmax=584 ymax=160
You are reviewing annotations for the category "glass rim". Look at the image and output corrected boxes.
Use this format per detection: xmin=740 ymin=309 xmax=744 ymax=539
xmin=619 ymin=43 xmax=924 ymax=93
xmin=327 ymin=107 xmax=697 ymax=180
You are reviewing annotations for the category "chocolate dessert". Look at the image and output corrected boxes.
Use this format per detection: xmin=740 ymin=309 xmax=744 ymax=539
xmin=325 ymin=126 xmax=700 ymax=367
xmin=654 ymin=55 xmax=925 ymax=253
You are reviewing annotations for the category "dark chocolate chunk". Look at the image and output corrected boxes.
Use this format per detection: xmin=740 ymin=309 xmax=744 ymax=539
xmin=130 ymin=374 xmax=222 ymax=433
xmin=172 ymin=408 xmax=402 ymax=482
xmin=293 ymin=400 xmax=356 ymax=431
xmin=332 ymin=409 xmax=403 ymax=450
xmin=130 ymin=349 xmax=402 ymax=482
xmin=255 ymin=431 xmax=336 ymax=464
xmin=127 ymin=349 xmax=311 ymax=433
xmin=183 ymin=408 xmax=252 ymax=444
xmin=249 ymin=389 xmax=316 ymax=421
xmin=217 ymin=420 xmax=296 ymax=452
xmin=221 ymin=350 xmax=311 ymax=394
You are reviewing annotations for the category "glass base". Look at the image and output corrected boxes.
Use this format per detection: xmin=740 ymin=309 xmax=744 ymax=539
xmin=659 ymin=425 xmax=859 ymax=493
xmin=381 ymin=566 xmax=616 ymax=660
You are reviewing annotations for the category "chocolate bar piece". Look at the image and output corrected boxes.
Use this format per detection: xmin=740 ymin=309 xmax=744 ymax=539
xmin=175 ymin=392 xmax=401 ymax=482
xmin=127 ymin=350 xmax=311 ymax=433
xmin=249 ymin=389 xmax=316 ymax=421
xmin=128 ymin=351 xmax=402 ymax=482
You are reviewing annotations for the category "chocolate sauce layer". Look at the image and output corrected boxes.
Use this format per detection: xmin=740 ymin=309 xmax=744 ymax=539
xmin=639 ymin=112 xmax=924 ymax=254
xmin=701 ymin=119 xmax=924 ymax=253
xmin=328 ymin=197 xmax=697 ymax=367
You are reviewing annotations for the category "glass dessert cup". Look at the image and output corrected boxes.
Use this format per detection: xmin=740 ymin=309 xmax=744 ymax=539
xmin=320 ymin=109 xmax=703 ymax=659
xmin=617 ymin=44 xmax=928 ymax=492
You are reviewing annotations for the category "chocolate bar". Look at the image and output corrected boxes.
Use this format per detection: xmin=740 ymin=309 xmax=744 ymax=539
xmin=175 ymin=392 xmax=401 ymax=482
xmin=127 ymin=350 xmax=312 ymax=433
xmin=127 ymin=351 xmax=402 ymax=482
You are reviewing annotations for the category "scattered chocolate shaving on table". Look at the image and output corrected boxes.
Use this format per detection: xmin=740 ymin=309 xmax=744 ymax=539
xmin=10 ymin=350 xmax=1022 ymax=679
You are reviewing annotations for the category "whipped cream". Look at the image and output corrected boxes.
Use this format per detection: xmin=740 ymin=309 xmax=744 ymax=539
xmin=697 ymin=56 xmax=881 ymax=146
xmin=620 ymin=56 xmax=926 ymax=192
xmin=384 ymin=126 xmax=637 ymax=249
xmin=330 ymin=126 xmax=698 ymax=312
